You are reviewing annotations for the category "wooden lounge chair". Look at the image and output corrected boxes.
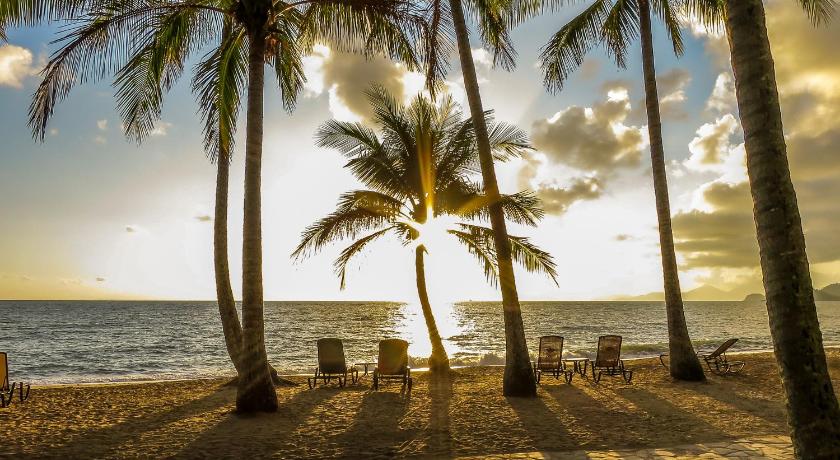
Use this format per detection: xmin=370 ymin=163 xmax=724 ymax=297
xmin=698 ymin=338 xmax=745 ymax=375
xmin=1 ymin=352 xmax=30 ymax=408
xmin=373 ymin=339 xmax=412 ymax=391
xmin=307 ymin=338 xmax=358 ymax=389
xmin=532 ymin=336 xmax=573 ymax=384
xmin=591 ymin=335 xmax=633 ymax=383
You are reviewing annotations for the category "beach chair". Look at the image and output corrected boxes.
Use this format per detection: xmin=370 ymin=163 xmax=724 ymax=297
xmin=307 ymin=338 xmax=358 ymax=389
xmin=373 ymin=339 xmax=412 ymax=391
xmin=698 ymin=338 xmax=745 ymax=376
xmin=1 ymin=352 xmax=31 ymax=408
xmin=591 ymin=335 xmax=633 ymax=383
xmin=532 ymin=336 xmax=573 ymax=384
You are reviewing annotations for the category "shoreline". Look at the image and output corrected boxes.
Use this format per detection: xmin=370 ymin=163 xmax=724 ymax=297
xmin=26 ymin=345 xmax=840 ymax=388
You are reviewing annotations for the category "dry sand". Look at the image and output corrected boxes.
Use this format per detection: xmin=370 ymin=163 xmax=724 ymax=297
xmin=2 ymin=350 xmax=839 ymax=459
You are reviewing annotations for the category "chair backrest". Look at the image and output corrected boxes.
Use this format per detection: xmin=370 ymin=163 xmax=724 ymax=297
xmin=595 ymin=335 xmax=623 ymax=368
xmin=537 ymin=336 xmax=564 ymax=369
xmin=317 ymin=338 xmax=347 ymax=374
xmin=378 ymin=339 xmax=409 ymax=376
xmin=1 ymin=352 xmax=9 ymax=392
xmin=708 ymin=338 xmax=738 ymax=359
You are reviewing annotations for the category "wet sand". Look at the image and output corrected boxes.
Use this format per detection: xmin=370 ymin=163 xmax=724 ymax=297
xmin=2 ymin=350 xmax=838 ymax=458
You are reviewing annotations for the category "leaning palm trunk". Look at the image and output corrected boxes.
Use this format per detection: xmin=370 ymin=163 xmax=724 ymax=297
xmin=449 ymin=0 xmax=536 ymax=396
xmin=638 ymin=0 xmax=704 ymax=382
xmin=215 ymin=146 xmax=246 ymax=376
xmin=236 ymin=34 xmax=278 ymax=413
xmin=724 ymin=0 xmax=840 ymax=455
xmin=415 ymin=245 xmax=450 ymax=372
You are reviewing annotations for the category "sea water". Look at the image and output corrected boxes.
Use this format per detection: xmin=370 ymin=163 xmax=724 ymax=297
xmin=1 ymin=300 xmax=838 ymax=384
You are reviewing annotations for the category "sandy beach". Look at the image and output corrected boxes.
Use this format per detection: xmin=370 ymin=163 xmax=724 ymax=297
xmin=2 ymin=349 xmax=838 ymax=459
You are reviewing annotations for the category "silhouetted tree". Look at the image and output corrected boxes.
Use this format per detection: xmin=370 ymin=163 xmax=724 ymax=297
xmin=294 ymin=87 xmax=557 ymax=372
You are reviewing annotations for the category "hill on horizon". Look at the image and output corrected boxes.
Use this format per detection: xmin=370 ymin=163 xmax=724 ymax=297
xmin=613 ymin=282 xmax=840 ymax=302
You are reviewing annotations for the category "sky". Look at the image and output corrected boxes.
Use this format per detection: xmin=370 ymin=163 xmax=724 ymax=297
xmin=2 ymin=0 xmax=840 ymax=302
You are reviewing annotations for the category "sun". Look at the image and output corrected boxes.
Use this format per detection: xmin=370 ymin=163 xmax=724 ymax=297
xmin=412 ymin=214 xmax=459 ymax=252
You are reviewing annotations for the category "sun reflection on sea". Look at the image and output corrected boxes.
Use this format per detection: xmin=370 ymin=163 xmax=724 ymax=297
xmin=394 ymin=301 xmax=466 ymax=364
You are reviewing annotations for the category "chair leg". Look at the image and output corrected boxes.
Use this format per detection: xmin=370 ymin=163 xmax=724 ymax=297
xmin=0 ymin=393 xmax=7 ymax=408
xmin=372 ymin=372 xmax=379 ymax=391
xmin=564 ymin=371 xmax=574 ymax=384
xmin=624 ymin=370 xmax=633 ymax=384
xmin=594 ymin=371 xmax=602 ymax=383
xmin=407 ymin=377 xmax=412 ymax=391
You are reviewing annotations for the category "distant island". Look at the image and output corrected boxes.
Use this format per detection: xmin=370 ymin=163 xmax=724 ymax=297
xmin=613 ymin=282 xmax=840 ymax=302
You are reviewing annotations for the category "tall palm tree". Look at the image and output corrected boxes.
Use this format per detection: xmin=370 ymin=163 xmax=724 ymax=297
xmin=537 ymin=0 xmax=705 ymax=381
xmin=415 ymin=0 xmax=539 ymax=396
xmin=25 ymin=0 xmax=421 ymax=413
xmin=293 ymin=87 xmax=558 ymax=372
xmin=686 ymin=0 xmax=840 ymax=455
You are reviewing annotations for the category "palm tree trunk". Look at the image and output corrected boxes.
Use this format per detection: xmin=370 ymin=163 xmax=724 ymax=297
xmin=638 ymin=0 xmax=704 ymax=382
xmin=415 ymin=245 xmax=450 ymax=372
xmin=215 ymin=146 xmax=245 ymax=376
xmin=449 ymin=0 xmax=535 ymax=397
xmin=724 ymin=0 xmax=840 ymax=456
xmin=235 ymin=32 xmax=277 ymax=413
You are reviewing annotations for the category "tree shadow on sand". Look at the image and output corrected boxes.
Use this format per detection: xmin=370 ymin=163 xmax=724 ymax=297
xmin=175 ymin=385 xmax=344 ymax=458
xmin=332 ymin=384 xmax=414 ymax=457
xmin=50 ymin=385 xmax=233 ymax=458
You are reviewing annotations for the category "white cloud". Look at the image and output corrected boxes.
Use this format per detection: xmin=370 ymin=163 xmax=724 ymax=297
xmin=93 ymin=135 xmax=107 ymax=145
xmin=0 ymin=44 xmax=39 ymax=88
xmin=150 ymin=121 xmax=172 ymax=136
xmin=706 ymin=73 xmax=736 ymax=113
xmin=97 ymin=119 xmax=108 ymax=131
xmin=683 ymin=114 xmax=746 ymax=184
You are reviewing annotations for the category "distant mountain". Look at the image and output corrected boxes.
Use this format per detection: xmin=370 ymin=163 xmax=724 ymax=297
xmin=614 ymin=284 xmax=738 ymax=301
xmin=742 ymin=293 xmax=766 ymax=303
xmin=614 ymin=282 xmax=840 ymax=302
xmin=820 ymin=283 xmax=840 ymax=298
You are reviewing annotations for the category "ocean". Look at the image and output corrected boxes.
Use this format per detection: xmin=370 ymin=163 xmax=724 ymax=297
xmin=1 ymin=300 xmax=838 ymax=384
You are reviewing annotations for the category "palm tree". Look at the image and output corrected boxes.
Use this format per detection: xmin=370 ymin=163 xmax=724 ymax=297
xmin=293 ymin=87 xmax=558 ymax=372
xmin=413 ymin=0 xmax=539 ymax=396
xmin=686 ymin=0 xmax=840 ymax=455
xmin=537 ymin=0 xmax=704 ymax=381
xmin=25 ymin=0 xmax=421 ymax=413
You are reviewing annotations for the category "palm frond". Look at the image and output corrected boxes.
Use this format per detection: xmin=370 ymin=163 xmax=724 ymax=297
xmin=539 ymin=0 xmax=610 ymax=93
xmin=192 ymin=21 xmax=247 ymax=163
xmin=334 ymin=226 xmax=394 ymax=289
xmin=114 ymin=3 xmax=214 ymax=143
xmin=467 ymin=0 xmax=517 ymax=70
xmin=798 ymin=0 xmax=837 ymax=25
xmin=28 ymin=0 xmax=224 ymax=140
xmin=455 ymin=223 xmax=558 ymax=284
xmin=267 ymin=13 xmax=305 ymax=112
xmin=602 ymin=0 xmax=640 ymax=69
xmin=456 ymin=190 xmax=544 ymax=226
xmin=292 ymin=189 xmax=406 ymax=259
xmin=448 ymin=228 xmax=499 ymax=285
xmin=651 ymin=0 xmax=683 ymax=56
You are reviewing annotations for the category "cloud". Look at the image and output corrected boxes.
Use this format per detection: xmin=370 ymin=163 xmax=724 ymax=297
xmin=150 ymin=121 xmax=172 ymax=136
xmin=94 ymin=135 xmax=107 ymax=145
xmin=96 ymin=277 xmax=106 ymax=282
xmin=97 ymin=119 xmax=108 ymax=131
xmin=194 ymin=214 xmax=212 ymax=223
xmin=673 ymin=0 xmax=840 ymax=277
xmin=125 ymin=225 xmax=138 ymax=233
xmin=0 ymin=44 xmax=39 ymax=88
xmin=615 ymin=234 xmax=635 ymax=242
xmin=706 ymin=73 xmax=736 ymax=113
xmin=530 ymin=89 xmax=646 ymax=174
xmin=657 ymin=68 xmax=691 ymax=119
xmin=672 ymin=181 xmax=758 ymax=269
xmin=303 ymin=46 xmax=412 ymax=121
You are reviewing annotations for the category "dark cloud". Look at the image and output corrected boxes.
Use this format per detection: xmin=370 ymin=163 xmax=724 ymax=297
xmin=321 ymin=52 xmax=406 ymax=120
xmin=615 ymin=234 xmax=635 ymax=242
xmin=125 ymin=225 xmax=136 ymax=233
xmin=534 ymin=177 xmax=603 ymax=215
xmin=530 ymin=96 xmax=645 ymax=173
xmin=194 ymin=214 xmax=212 ymax=223
xmin=96 ymin=277 xmax=106 ymax=282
